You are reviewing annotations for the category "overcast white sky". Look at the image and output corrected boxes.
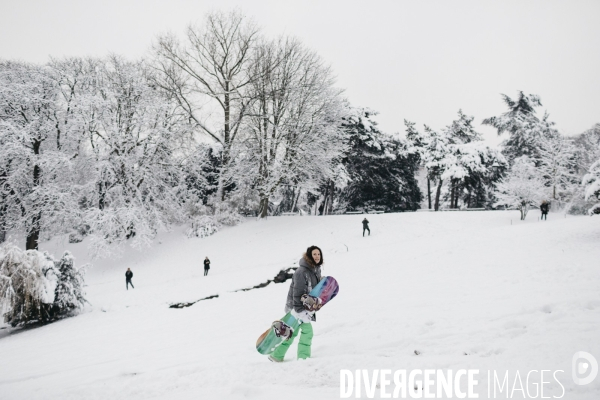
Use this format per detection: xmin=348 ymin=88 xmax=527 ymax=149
xmin=2 ymin=0 xmax=599 ymax=145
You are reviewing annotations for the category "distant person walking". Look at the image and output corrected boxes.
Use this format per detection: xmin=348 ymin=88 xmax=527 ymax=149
xmin=204 ymin=257 xmax=210 ymax=276
xmin=125 ymin=268 xmax=134 ymax=290
xmin=362 ymin=218 xmax=370 ymax=237
xmin=540 ymin=200 xmax=550 ymax=220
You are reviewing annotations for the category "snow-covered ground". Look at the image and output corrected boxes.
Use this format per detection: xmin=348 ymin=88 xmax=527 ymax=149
xmin=1 ymin=211 xmax=599 ymax=399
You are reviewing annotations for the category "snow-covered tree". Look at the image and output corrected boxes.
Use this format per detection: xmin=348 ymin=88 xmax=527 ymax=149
xmin=441 ymin=142 xmax=506 ymax=209
xmin=538 ymin=135 xmax=578 ymax=207
xmin=407 ymin=111 xmax=505 ymax=211
xmin=0 ymin=245 xmax=57 ymax=326
xmin=153 ymin=10 xmax=260 ymax=201
xmin=439 ymin=110 xmax=504 ymax=209
xmin=239 ymin=38 xmax=347 ymax=217
xmin=82 ymin=56 xmax=192 ymax=256
xmin=494 ymin=156 xmax=547 ymax=220
xmin=408 ymin=124 xmax=450 ymax=210
xmin=0 ymin=246 xmax=87 ymax=326
xmin=339 ymin=108 xmax=421 ymax=212
xmin=0 ymin=61 xmax=82 ymax=250
xmin=583 ymin=152 xmax=600 ymax=215
xmin=483 ymin=92 xmax=546 ymax=164
xmin=445 ymin=109 xmax=482 ymax=144
xmin=573 ymin=124 xmax=600 ymax=175
xmin=0 ymin=135 xmax=9 ymax=244
xmin=51 ymin=251 xmax=87 ymax=317
xmin=566 ymin=124 xmax=600 ymax=214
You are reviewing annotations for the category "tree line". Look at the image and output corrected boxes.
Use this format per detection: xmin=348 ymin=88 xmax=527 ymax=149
xmin=2 ymin=11 xmax=600 ymax=257
xmin=0 ymin=10 xmax=421 ymax=256
xmin=405 ymin=92 xmax=600 ymax=219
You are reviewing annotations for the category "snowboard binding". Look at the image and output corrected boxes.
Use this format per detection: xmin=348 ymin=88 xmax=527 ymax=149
xmin=271 ymin=320 xmax=294 ymax=340
xmin=301 ymin=294 xmax=323 ymax=311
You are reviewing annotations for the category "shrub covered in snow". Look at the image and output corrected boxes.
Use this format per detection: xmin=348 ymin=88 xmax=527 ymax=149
xmin=0 ymin=245 xmax=57 ymax=326
xmin=186 ymin=216 xmax=220 ymax=238
xmin=215 ymin=210 xmax=243 ymax=226
xmin=0 ymin=245 xmax=87 ymax=327
xmin=213 ymin=201 xmax=244 ymax=226
xmin=185 ymin=198 xmax=244 ymax=238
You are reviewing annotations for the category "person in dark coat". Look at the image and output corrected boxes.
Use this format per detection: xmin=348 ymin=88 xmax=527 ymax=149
xmin=540 ymin=201 xmax=550 ymax=220
xmin=269 ymin=245 xmax=323 ymax=362
xmin=203 ymin=257 xmax=210 ymax=276
xmin=125 ymin=268 xmax=134 ymax=290
xmin=362 ymin=218 xmax=370 ymax=236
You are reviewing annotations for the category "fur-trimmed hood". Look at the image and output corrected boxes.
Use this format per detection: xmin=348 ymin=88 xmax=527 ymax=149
xmin=302 ymin=253 xmax=317 ymax=268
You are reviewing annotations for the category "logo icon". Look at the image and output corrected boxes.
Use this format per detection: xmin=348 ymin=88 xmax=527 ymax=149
xmin=572 ymin=351 xmax=598 ymax=385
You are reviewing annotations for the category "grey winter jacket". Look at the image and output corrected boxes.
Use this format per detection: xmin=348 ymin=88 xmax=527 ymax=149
xmin=285 ymin=257 xmax=322 ymax=314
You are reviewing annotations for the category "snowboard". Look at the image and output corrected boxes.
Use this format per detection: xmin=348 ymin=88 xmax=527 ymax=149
xmin=256 ymin=276 xmax=339 ymax=355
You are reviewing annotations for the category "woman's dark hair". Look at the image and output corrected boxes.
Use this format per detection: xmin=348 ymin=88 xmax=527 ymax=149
xmin=306 ymin=245 xmax=324 ymax=266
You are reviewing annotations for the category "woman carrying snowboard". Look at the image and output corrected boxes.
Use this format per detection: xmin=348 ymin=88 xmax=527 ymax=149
xmin=269 ymin=245 xmax=323 ymax=362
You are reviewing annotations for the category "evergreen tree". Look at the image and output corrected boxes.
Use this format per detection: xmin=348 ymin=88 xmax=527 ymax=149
xmin=51 ymin=251 xmax=87 ymax=318
xmin=483 ymin=91 xmax=545 ymax=163
xmin=406 ymin=111 xmax=506 ymax=211
xmin=446 ymin=109 xmax=482 ymax=144
xmin=340 ymin=109 xmax=421 ymax=212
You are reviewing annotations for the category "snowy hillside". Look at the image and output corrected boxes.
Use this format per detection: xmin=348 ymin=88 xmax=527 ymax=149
xmin=1 ymin=211 xmax=599 ymax=399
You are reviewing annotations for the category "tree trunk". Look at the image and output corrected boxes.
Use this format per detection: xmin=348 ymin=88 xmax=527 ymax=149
xmin=434 ymin=179 xmax=443 ymax=211
xmin=450 ymin=180 xmax=455 ymax=209
xmin=327 ymin=180 xmax=334 ymax=214
xmin=98 ymin=181 xmax=106 ymax=210
xmin=217 ymin=151 xmax=228 ymax=202
xmin=520 ymin=203 xmax=528 ymax=220
xmin=26 ymin=210 xmax=41 ymax=250
xmin=427 ymin=178 xmax=432 ymax=209
xmin=320 ymin=184 xmax=329 ymax=216
xmin=26 ymin=139 xmax=42 ymax=250
xmin=259 ymin=196 xmax=269 ymax=218
xmin=453 ymin=180 xmax=460 ymax=209
xmin=220 ymin=80 xmax=231 ymax=202
xmin=0 ymin=169 xmax=6 ymax=244
xmin=291 ymin=187 xmax=301 ymax=213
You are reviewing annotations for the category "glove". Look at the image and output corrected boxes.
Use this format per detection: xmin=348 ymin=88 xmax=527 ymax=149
xmin=301 ymin=294 xmax=323 ymax=311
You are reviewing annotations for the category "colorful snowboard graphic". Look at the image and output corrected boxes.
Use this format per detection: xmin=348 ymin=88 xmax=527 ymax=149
xmin=256 ymin=276 xmax=339 ymax=355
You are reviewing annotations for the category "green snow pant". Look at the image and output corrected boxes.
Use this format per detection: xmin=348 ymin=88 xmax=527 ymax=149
xmin=271 ymin=322 xmax=313 ymax=360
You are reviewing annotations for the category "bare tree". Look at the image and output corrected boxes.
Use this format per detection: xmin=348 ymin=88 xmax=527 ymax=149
xmin=153 ymin=10 xmax=260 ymax=200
